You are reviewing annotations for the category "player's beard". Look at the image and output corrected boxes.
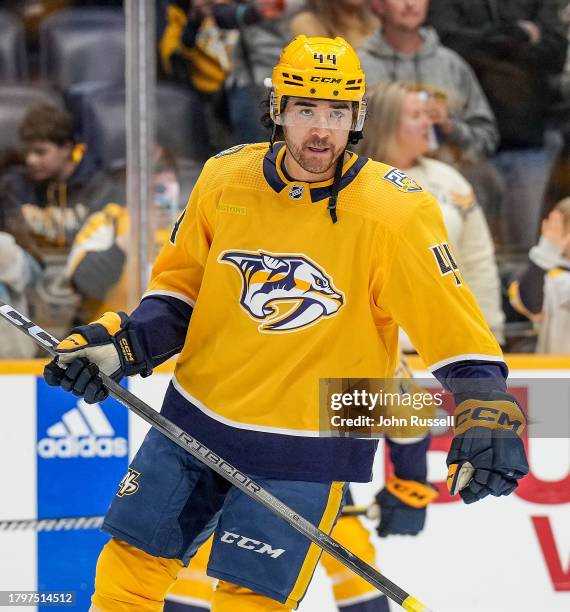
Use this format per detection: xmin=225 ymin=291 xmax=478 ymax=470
xmin=286 ymin=135 xmax=345 ymax=176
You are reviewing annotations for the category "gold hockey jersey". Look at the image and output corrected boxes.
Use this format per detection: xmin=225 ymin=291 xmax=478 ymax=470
xmin=146 ymin=142 xmax=503 ymax=482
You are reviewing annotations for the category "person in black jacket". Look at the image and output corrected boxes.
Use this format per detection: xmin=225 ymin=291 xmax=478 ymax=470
xmin=428 ymin=0 xmax=569 ymax=252
xmin=0 ymin=102 xmax=118 ymax=338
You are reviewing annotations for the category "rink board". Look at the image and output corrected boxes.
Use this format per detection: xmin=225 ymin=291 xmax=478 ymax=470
xmin=0 ymin=357 xmax=568 ymax=612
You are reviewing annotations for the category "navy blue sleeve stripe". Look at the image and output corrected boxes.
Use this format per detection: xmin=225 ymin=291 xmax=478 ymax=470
xmin=143 ymin=289 xmax=195 ymax=308
xmin=432 ymin=359 xmax=508 ymax=403
xmin=126 ymin=295 xmax=192 ymax=369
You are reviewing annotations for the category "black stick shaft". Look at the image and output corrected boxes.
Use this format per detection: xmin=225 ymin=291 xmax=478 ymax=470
xmin=0 ymin=302 xmax=432 ymax=612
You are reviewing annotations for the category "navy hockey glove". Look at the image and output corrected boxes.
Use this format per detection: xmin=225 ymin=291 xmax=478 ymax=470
xmin=447 ymin=392 xmax=529 ymax=504
xmin=375 ymin=475 xmax=438 ymax=537
xmin=43 ymin=312 xmax=151 ymax=404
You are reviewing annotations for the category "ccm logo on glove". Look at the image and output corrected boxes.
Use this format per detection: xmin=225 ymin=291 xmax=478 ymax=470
xmin=119 ymin=337 xmax=135 ymax=364
xmin=454 ymin=398 xmax=525 ymax=436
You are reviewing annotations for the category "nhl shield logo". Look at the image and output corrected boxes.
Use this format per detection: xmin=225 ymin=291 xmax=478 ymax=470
xmin=289 ymin=184 xmax=304 ymax=200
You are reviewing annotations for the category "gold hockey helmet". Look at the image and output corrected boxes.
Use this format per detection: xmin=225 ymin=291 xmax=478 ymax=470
xmin=270 ymin=35 xmax=367 ymax=132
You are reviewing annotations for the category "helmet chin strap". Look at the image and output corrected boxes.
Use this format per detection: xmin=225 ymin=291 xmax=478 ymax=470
xmin=270 ymin=123 xmax=277 ymax=153
xmin=327 ymin=151 xmax=345 ymax=224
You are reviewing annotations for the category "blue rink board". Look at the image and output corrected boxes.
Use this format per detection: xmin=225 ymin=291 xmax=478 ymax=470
xmin=36 ymin=379 xmax=130 ymax=610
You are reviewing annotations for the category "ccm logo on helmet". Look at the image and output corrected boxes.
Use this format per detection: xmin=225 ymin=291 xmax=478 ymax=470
xmin=310 ymin=76 xmax=342 ymax=83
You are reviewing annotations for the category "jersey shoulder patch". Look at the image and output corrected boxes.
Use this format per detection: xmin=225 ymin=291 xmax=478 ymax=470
xmin=214 ymin=144 xmax=248 ymax=158
xmin=382 ymin=167 xmax=423 ymax=193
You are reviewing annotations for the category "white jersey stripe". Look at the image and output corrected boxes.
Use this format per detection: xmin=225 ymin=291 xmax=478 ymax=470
xmin=428 ymin=353 xmax=505 ymax=373
xmin=172 ymin=376 xmax=323 ymax=437
xmin=142 ymin=290 xmax=196 ymax=308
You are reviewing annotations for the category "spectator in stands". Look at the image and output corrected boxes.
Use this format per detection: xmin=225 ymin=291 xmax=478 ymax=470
xmin=227 ymin=0 xmax=377 ymax=143
xmin=359 ymin=0 xmax=505 ymax=240
xmin=428 ymin=0 xmax=569 ymax=253
xmin=509 ymin=198 xmax=570 ymax=353
xmin=160 ymin=1 xmax=286 ymax=155
xmin=359 ymin=82 xmax=505 ymax=343
xmin=0 ymin=102 xmax=117 ymax=337
xmin=360 ymin=0 xmax=499 ymax=158
xmin=3 ymin=103 xmax=116 ymax=250
xmin=0 ymin=176 xmax=42 ymax=358
xmin=290 ymin=0 xmax=380 ymax=49
xmin=226 ymin=1 xmax=302 ymax=143
xmin=160 ymin=1 xmax=235 ymax=158
xmin=65 ymin=147 xmax=186 ymax=323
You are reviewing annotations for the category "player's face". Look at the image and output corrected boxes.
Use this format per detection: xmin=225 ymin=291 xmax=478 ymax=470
xmin=374 ymin=0 xmax=428 ymax=31
xmin=25 ymin=141 xmax=72 ymax=182
xmin=283 ymin=98 xmax=351 ymax=178
xmin=396 ymin=92 xmax=432 ymax=160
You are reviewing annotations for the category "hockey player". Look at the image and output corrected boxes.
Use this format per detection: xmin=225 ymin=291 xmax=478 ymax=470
xmin=44 ymin=36 xmax=528 ymax=611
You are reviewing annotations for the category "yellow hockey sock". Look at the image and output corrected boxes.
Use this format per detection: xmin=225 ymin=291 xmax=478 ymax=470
xmin=91 ymin=537 xmax=183 ymax=611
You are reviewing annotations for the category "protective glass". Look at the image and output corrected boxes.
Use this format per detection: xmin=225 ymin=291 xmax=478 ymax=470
xmin=274 ymin=105 xmax=355 ymax=130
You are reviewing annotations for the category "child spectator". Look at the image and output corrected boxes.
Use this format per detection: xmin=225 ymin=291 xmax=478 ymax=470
xmin=509 ymin=198 xmax=570 ymax=353
xmin=0 ymin=103 xmax=118 ymax=337
xmin=359 ymin=82 xmax=505 ymax=343
xmin=3 ymin=103 xmax=117 ymax=251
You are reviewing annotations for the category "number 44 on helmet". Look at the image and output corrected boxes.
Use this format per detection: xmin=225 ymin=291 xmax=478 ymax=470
xmin=269 ymin=35 xmax=367 ymax=139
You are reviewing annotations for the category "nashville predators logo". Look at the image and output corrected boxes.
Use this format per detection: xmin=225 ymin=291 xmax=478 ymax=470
xmin=117 ymin=468 xmax=140 ymax=497
xmin=383 ymin=168 xmax=423 ymax=193
xmin=219 ymin=250 xmax=345 ymax=333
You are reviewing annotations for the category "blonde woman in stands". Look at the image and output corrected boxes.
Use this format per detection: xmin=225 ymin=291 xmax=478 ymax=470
xmin=290 ymin=0 xmax=379 ymax=49
xmin=359 ymin=81 xmax=505 ymax=343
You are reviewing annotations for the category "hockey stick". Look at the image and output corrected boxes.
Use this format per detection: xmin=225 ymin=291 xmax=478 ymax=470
xmin=0 ymin=516 xmax=104 ymax=532
xmin=0 ymin=507 xmax=371 ymax=530
xmin=0 ymin=302 xmax=434 ymax=612
xmin=341 ymin=504 xmax=380 ymax=519
xmin=0 ymin=507 xmax=369 ymax=530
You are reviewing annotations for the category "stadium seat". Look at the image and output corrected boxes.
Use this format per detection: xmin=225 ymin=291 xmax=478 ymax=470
xmin=82 ymin=83 xmax=205 ymax=170
xmin=65 ymin=80 xmax=118 ymax=139
xmin=39 ymin=8 xmax=125 ymax=90
xmin=0 ymin=10 xmax=27 ymax=81
xmin=0 ymin=85 xmax=63 ymax=151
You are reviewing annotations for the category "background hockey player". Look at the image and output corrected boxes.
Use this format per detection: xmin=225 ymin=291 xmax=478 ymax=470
xmin=44 ymin=35 xmax=528 ymax=611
